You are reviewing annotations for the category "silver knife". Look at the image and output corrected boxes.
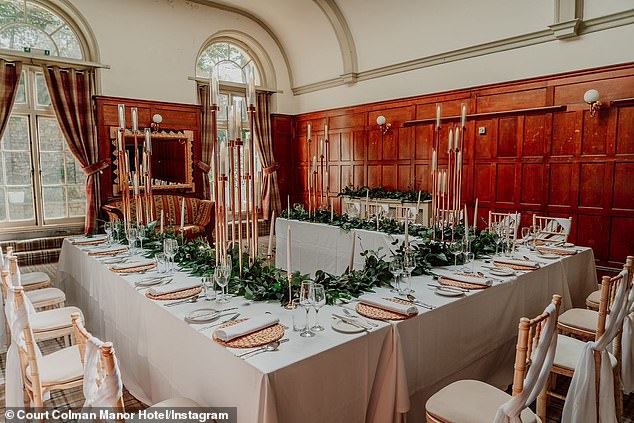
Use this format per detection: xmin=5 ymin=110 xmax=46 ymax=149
xmin=197 ymin=313 xmax=240 ymax=331
xmin=332 ymin=314 xmax=371 ymax=330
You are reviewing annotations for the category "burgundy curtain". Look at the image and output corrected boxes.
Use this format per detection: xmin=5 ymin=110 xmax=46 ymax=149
xmin=43 ymin=65 xmax=109 ymax=233
xmin=0 ymin=60 xmax=22 ymax=143
xmin=196 ymin=83 xmax=213 ymax=200
xmin=254 ymin=92 xmax=281 ymax=218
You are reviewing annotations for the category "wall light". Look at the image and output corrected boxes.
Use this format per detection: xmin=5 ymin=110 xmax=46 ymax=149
xmin=584 ymin=89 xmax=603 ymax=117
xmin=376 ymin=115 xmax=391 ymax=135
xmin=151 ymin=114 xmax=163 ymax=132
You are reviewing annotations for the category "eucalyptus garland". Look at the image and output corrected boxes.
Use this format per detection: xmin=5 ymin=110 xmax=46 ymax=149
xmin=339 ymin=185 xmax=432 ymax=203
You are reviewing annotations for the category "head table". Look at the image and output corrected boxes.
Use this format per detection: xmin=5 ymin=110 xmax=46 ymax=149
xmin=57 ymin=223 xmax=597 ymax=423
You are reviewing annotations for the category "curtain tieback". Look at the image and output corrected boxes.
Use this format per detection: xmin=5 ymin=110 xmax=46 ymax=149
xmin=196 ymin=160 xmax=211 ymax=174
xmin=82 ymin=159 xmax=110 ymax=176
xmin=263 ymin=164 xmax=279 ymax=175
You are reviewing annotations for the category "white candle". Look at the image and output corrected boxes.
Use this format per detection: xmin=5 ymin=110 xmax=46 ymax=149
xmin=227 ymin=104 xmax=235 ymax=141
xmin=330 ymin=198 xmax=334 ymax=221
xmin=234 ymin=99 xmax=243 ymax=138
xmin=286 ymin=225 xmax=292 ymax=273
xmin=442 ymin=171 xmax=447 ymax=193
xmin=416 ymin=191 xmax=421 ymax=211
xmin=210 ymin=66 xmax=219 ymax=106
xmin=431 ymin=150 xmax=437 ymax=173
xmin=131 ymin=107 xmax=138 ymax=132
xmin=376 ymin=211 xmax=380 ymax=231
xmin=133 ymin=173 xmax=139 ymax=195
xmin=267 ymin=211 xmax=275 ymax=257
xmin=457 ymin=151 xmax=462 ymax=168
xmin=461 ymin=104 xmax=467 ymax=128
xmin=349 ymin=232 xmax=356 ymax=271
xmin=160 ymin=210 xmax=164 ymax=233
xmin=464 ymin=204 xmax=469 ymax=236
xmin=307 ymin=122 xmax=312 ymax=141
xmin=312 ymin=155 xmax=317 ymax=172
xmin=448 ymin=128 xmax=453 ymax=151
xmin=144 ymin=128 xmax=152 ymax=153
xmin=436 ymin=104 xmax=442 ymax=129
xmin=320 ymin=138 xmax=324 ymax=158
xmin=455 ymin=126 xmax=460 ymax=149
xmin=117 ymin=104 xmax=125 ymax=129
xmin=365 ymin=190 xmax=369 ymax=216
xmin=117 ymin=130 xmax=123 ymax=151
xmin=287 ymin=195 xmax=290 ymax=217
xmin=405 ymin=213 xmax=409 ymax=249
xmin=246 ymin=64 xmax=256 ymax=107
xmin=180 ymin=198 xmax=185 ymax=228
xmin=324 ymin=124 xmax=329 ymax=140
xmin=473 ymin=198 xmax=479 ymax=230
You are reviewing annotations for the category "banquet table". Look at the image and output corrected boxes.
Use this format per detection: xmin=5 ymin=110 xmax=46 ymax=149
xmin=58 ymin=233 xmax=597 ymax=423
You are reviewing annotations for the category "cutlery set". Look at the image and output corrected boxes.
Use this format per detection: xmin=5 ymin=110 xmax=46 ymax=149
xmin=237 ymin=338 xmax=289 ymax=358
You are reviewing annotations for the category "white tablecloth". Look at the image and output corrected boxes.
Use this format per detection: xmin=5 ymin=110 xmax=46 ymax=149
xmin=58 ymin=234 xmax=597 ymax=422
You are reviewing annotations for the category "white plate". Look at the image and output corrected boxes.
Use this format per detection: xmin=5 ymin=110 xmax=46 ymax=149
xmin=331 ymin=318 xmax=365 ymax=334
xmin=538 ymin=253 xmax=560 ymax=260
xmin=434 ymin=287 xmax=465 ymax=297
xmin=185 ymin=308 xmax=222 ymax=324
xmin=135 ymin=278 xmax=166 ymax=287
xmin=489 ymin=267 xmax=515 ymax=276
xmin=563 ymin=243 xmax=575 ymax=248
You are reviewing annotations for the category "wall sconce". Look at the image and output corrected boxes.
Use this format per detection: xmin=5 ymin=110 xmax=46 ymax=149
xmin=376 ymin=115 xmax=391 ymax=135
xmin=584 ymin=89 xmax=603 ymax=117
xmin=151 ymin=114 xmax=163 ymax=132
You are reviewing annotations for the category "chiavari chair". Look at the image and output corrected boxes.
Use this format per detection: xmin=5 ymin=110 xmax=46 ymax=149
xmin=425 ymin=295 xmax=562 ymax=423
xmin=4 ymin=254 xmax=66 ymax=310
xmin=532 ymin=215 xmax=572 ymax=244
xmin=3 ymin=246 xmax=52 ymax=291
xmin=488 ymin=211 xmax=521 ymax=240
xmin=586 ymin=256 xmax=633 ymax=312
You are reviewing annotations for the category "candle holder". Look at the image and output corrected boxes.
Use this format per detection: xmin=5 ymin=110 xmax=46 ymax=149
xmin=285 ymin=273 xmax=295 ymax=309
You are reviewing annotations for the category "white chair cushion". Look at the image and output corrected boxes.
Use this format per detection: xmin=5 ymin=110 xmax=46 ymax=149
xmin=586 ymin=290 xmax=601 ymax=306
xmin=21 ymin=272 xmax=50 ymax=286
xmin=26 ymin=287 xmax=65 ymax=305
xmin=31 ymin=306 xmax=82 ymax=332
xmin=26 ymin=345 xmax=83 ymax=387
xmin=426 ymin=379 xmax=539 ymax=423
xmin=150 ymin=397 xmax=201 ymax=408
xmin=554 ymin=334 xmax=617 ymax=371
xmin=558 ymin=308 xmax=598 ymax=334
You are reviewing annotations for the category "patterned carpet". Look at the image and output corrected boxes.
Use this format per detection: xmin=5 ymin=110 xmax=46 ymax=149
xmin=1 ymin=248 xmax=632 ymax=422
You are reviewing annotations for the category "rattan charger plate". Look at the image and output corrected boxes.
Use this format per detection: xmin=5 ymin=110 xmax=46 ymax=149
xmin=72 ymin=238 xmax=107 ymax=246
xmin=536 ymin=247 xmax=576 ymax=256
xmin=356 ymin=298 xmax=417 ymax=321
xmin=493 ymin=261 xmax=538 ymax=271
xmin=145 ymin=286 xmax=202 ymax=301
xmin=213 ymin=319 xmax=285 ymax=348
xmin=110 ymin=262 xmax=157 ymax=273
xmin=89 ymin=247 xmax=129 ymax=257
xmin=439 ymin=274 xmax=490 ymax=290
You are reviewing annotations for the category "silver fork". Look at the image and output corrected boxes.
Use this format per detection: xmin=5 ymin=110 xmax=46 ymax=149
xmin=339 ymin=305 xmax=379 ymax=327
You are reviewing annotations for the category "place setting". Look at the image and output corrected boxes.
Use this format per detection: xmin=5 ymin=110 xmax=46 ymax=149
xmin=110 ymin=258 xmax=158 ymax=274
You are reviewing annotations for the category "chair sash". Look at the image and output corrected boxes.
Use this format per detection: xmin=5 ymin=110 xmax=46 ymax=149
xmin=537 ymin=217 xmax=571 ymax=241
xmin=561 ymin=268 xmax=631 ymax=423
xmin=82 ymin=336 xmax=123 ymax=409
xmin=622 ymin=285 xmax=634 ymax=394
xmin=493 ymin=302 xmax=558 ymax=423
xmin=1 ymin=246 xmax=8 ymax=273
xmin=4 ymin=287 xmax=44 ymax=407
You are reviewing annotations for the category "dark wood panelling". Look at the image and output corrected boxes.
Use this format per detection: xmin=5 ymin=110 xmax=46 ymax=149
xmin=274 ymin=63 xmax=634 ymax=266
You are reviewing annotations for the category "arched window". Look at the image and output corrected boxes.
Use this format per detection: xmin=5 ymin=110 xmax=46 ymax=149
xmin=0 ymin=0 xmax=83 ymax=59
xmin=196 ymin=41 xmax=261 ymax=85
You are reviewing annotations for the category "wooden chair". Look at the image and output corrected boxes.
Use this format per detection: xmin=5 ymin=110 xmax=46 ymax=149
xmin=4 ymin=255 xmax=66 ymax=310
xmin=532 ymin=215 xmax=572 ymax=244
xmin=585 ymin=256 xmax=633 ymax=311
xmin=12 ymin=287 xmax=84 ymax=408
xmin=4 ymin=247 xmax=51 ymax=291
xmin=488 ymin=211 xmax=521 ymax=240
xmin=558 ymin=257 xmax=633 ymax=341
xmin=425 ymin=295 xmax=562 ymax=423
xmin=2 ymin=258 xmax=83 ymax=346
xmin=537 ymin=274 xmax=628 ymax=422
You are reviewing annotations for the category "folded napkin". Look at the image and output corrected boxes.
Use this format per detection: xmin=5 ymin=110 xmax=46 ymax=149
xmin=435 ymin=271 xmax=490 ymax=286
xmin=214 ymin=316 xmax=279 ymax=342
xmin=111 ymin=259 xmax=154 ymax=271
xmin=494 ymin=258 xmax=539 ymax=269
xmin=71 ymin=235 xmax=107 ymax=244
xmin=89 ymin=246 xmax=127 ymax=256
xmin=146 ymin=281 xmax=201 ymax=297
xmin=358 ymin=294 xmax=417 ymax=315
xmin=537 ymin=246 xmax=576 ymax=255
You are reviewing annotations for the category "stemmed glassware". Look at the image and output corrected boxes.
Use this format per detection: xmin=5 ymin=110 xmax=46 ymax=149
xmin=530 ymin=225 xmax=540 ymax=249
xmin=449 ymin=241 xmax=463 ymax=268
xmin=163 ymin=238 xmax=178 ymax=273
xmin=311 ymin=284 xmax=326 ymax=332
xmin=521 ymin=227 xmax=531 ymax=246
xmin=104 ymin=222 xmax=113 ymax=245
xmin=299 ymin=281 xmax=315 ymax=338
xmin=214 ymin=257 xmax=231 ymax=304
xmin=389 ymin=258 xmax=403 ymax=293
xmin=127 ymin=227 xmax=138 ymax=254
xmin=137 ymin=225 xmax=146 ymax=250
xmin=403 ymin=250 xmax=416 ymax=293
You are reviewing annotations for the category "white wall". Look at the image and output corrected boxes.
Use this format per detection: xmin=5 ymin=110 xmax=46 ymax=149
xmin=69 ymin=0 xmax=296 ymax=112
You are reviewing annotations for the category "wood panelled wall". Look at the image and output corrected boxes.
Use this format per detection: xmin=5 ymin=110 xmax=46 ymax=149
xmin=93 ymin=96 xmax=203 ymax=207
xmin=272 ymin=63 xmax=634 ymax=266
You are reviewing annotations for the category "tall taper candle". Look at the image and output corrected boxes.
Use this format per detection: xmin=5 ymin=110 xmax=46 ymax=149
xmin=330 ymin=198 xmax=334 ymax=221
xmin=307 ymin=122 xmax=312 ymax=141
xmin=287 ymin=194 xmax=290 ymax=217
xmin=431 ymin=150 xmax=437 ymax=173
xmin=416 ymin=191 xmax=421 ymax=211
xmin=117 ymin=130 xmax=123 ymax=151
xmin=464 ymin=204 xmax=469 ymax=237
xmin=246 ymin=64 xmax=256 ymax=107
xmin=461 ymin=104 xmax=467 ymax=128
xmin=144 ymin=128 xmax=152 ymax=153
xmin=267 ymin=211 xmax=275 ymax=257
xmin=365 ymin=190 xmax=369 ymax=218
xmin=405 ymin=213 xmax=409 ymax=249
xmin=131 ymin=107 xmax=138 ymax=132
xmin=286 ymin=225 xmax=291 ymax=273
xmin=473 ymin=198 xmax=479 ymax=230
xmin=448 ymin=128 xmax=453 ymax=151
xmin=324 ymin=124 xmax=329 ymax=140
xmin=180 ymin=198 xmax=185 ymax=229
xmin=160 ymin=210 xmax=164 ymax=233
xmin=436 ymin=104 xmax=442 ymax=129
xmin=117 ymin=104 xmax=125 ymax=129
xmin=455 ymin=126 xmax=460 ymax=149
xmin=210 ymin=66 xmax=219 ymax=105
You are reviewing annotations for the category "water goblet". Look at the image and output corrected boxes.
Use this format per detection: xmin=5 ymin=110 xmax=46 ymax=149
xmin=521 ymin=227 xmax=531 ymax=245
xmin=104 ymin=222 xmax=113 ymax=245
xmin=299 ymin=281 xmax=315 ymax=338
xmin=202 ymin=276 xmax=216 ymax=301
xmin=389 ymin=258 xmax=403 ymax=294
xmin=137 ymin=225 xmax=146 ymax=250
xmin=463 ymin=252 xmax=475 ymax=273
xmin=448 ymin=241 xmax=463 ymax=268
xmin=403 ymin=250 xmax=417 ymax=293
xmin=311 ymin=284 xmax=326 ymax=332
xmin=127 ymin=227 xmax=138 ymax=254
xmin=214 ymin=266 xmax=229 ymax=304
xmin=155 ymin=253 xmax=167 ymax=274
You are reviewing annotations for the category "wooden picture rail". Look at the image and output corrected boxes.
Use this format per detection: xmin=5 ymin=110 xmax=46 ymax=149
xmin=403 ymin=105 xmax=568 ymax=127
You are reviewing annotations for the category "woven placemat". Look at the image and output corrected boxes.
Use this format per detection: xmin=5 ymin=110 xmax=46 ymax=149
xmin=72 ymin=238 xmax=107 ymax=246
xmin=89 ymin=247 xmax=129 ymax=257
xmin=110 ymin=262 xmax=157 ymax=273
xmin=536 ymin=247 xmax=576 ymax=256
xmin=439 ymin=274 xmax=490 ymax=290
xmin=145 ymin=286 xmax=202 ymax=301
xmin=493 ymin=261 xmax=538 ymax=271
xmin=356 ymin=298 xmax=416 ymax=321
xmin=213 ymin=319 xmax=285 ymax=348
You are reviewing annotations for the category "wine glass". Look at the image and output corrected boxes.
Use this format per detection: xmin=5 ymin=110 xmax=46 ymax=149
xmin=530 ymin=225 xmax=541 ymax=248
xmin=104 ymin=222 xmax=113 ymax=246
xmin=448 ymin=241 xmax=463 ymax=268
xmin=214 ymin=265 xmax=229 ymax=304
xmin=127 ymin=227 xmax=138 ymax=254
xmin=163 ymin=238 xmax=178 ymax=273
xmin=299 ymin=281 xmax=315 ymax=338
xmin=403 ymin=250 xmax=416 ymax=293
xmin=223 ymin=255 xmax=233 ymax=296
xmin=389 ymin=258 xmax=403 ymax=294
xmin=521 ymin=227 xmax=531 ymax=245
xmin=137 ymin=225 xmax=146 ymax=250
xmin=311 ymin=284 xmax=326 ymax=332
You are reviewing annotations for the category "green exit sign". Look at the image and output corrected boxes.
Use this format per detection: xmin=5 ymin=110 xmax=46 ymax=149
xmin=44 ymin=49 xmax=50 ymax=56
xmin=23 ymin=47 xmax=31 ymax=53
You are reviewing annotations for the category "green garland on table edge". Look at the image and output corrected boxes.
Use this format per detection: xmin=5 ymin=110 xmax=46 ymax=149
xmin=339 ymin=185 xmax=432 ymax=203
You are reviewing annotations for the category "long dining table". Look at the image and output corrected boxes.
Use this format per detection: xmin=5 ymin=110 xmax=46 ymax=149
xmin=57 ymin=228 xmax=597 ymax=423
